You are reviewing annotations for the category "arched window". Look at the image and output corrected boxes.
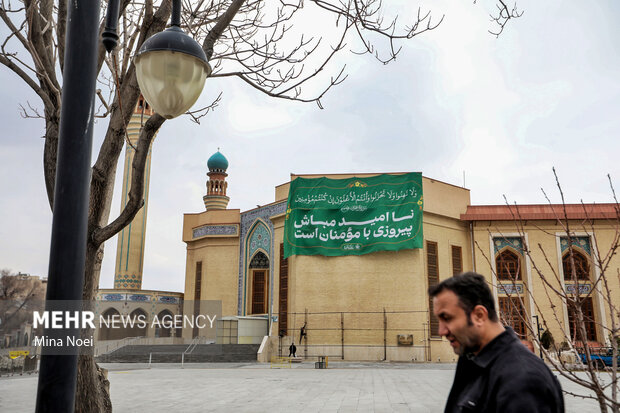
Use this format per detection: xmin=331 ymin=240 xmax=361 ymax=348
xmin=155 ymin=310 xmax=175 ymax=338
xmin=127 ymin=309 xmax=148 ymax=338
xmin=563 ymin=249 xmax=590 ymax=281
xmin=250 ymin=251 xmax=269 ymax=314
xmin=496 ymin=249 xmax=521 ymax=281
xmin=249 ymin=251 xmax=269 ymax=269
xmin=99 ymin=308 xmax=122 ymax=341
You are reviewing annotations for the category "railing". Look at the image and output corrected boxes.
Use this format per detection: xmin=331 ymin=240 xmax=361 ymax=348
xmin=276 ymin=309 xmax=430 ymax=361
xmin=145 ymin=337 xmax=211 ymax=368
xmin=183 ymin=336 xmax=203 ymax=355
xmin=96 ymin=336 xmax=145 ymax=356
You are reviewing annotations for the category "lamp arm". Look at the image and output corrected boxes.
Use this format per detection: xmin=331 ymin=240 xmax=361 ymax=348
xmin=171 ymin=0 xmax=181 ymax=27
xmin=102 ymin=0 xmax=121 ymax=52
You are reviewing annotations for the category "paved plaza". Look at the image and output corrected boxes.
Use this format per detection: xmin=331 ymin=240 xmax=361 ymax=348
xmin=0 ymin=362 xmax=604 ymax=412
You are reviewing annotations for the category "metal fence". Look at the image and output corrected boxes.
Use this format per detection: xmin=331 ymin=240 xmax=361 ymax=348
xmin=277 ymin=309 xmax=432 ymax=361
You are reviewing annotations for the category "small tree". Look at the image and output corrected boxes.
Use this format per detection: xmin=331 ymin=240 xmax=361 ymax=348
xmin=476 ymin=170 xmax=619 ymax=413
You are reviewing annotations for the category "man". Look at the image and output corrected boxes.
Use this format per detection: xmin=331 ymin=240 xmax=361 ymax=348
xmin=289 ymin=341 xmax=297 ymax=358
xmin=429 ymin=272 xmax=564 ymax=413
xmin=300 ymin=322 xmax=307 ymax=344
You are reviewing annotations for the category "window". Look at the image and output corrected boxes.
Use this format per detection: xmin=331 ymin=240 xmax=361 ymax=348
xmin=193 ymin=261 xmax=202 ymax=337
xmin=249 ymin=251 xmax=269 ymax=268
xmin=127 ymin=308 xmax=148 ymax=337
xmin=451 ymin=245 xmax=463 ymax=276
xmin=498 ymin=297 xmax=527 ymax=338
xmin=99 ymin=308 xmax=123 ymax=340
xmin=250 ymin=251 xmax=269 ymax=314
xmin=496 ymin=249 xmax=522 ymax=281
xmin=251 ymin=270 xmax=267 ymax=314
xmin=194 ymin=261 xmax=202 ymax=300
xmin=427 ymin=241 xmax=440 ymax=337
xmin=279 ymin=244 xmax=288 ymax=336
xmin=563 ymin=250 xmax=590 ymax=281
xmin=568 ymin=297 xmax=597 ymax=342
xmin=156 ymin=310 xmax=177 ymax=338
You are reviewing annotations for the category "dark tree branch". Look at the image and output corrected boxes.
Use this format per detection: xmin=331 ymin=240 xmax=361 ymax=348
xmin=203 ymin=0 xmax=246 ymax=60
xmin=93 ymin=113 xmax=166 ymax=245
xmin=186 ymin=92 xmax=223 ymax=124
xmin=489 ymin=0 xmax=523 ymax=37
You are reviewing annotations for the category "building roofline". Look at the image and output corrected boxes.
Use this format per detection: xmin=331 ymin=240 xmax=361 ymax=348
xmin=461 ymin=203 xmax=619 ymax=221
xmin=183 ymin=209 xmax=241 ymax=217
xmin=241 ymin=199 xmax=287 ymax=215
xmin=274 ymin=173 xmax=469 ymax=192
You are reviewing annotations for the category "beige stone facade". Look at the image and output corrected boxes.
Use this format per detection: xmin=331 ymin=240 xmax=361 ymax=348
xmin=183 ymin=165 xmax=619 ymax=362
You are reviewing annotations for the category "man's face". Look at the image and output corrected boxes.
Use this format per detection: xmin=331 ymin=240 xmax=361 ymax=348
xmin=432 ymin=289 xmax=482 ymax=356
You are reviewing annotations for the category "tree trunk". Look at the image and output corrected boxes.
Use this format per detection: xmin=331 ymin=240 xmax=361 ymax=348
xmin=75 ymin=242 xmax=112 ymax=412
xmin=75 ymin=356 xmax=112 ymax=413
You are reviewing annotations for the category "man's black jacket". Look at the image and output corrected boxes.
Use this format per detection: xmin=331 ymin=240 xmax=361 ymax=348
xmin=445 ymin=328 xmax=564 ymax=413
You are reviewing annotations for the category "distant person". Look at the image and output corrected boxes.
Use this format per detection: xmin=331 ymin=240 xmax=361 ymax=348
xmin=300 ymin=322 xmax=307 ymax=344
xmin=289 ymin=342 xmax=297 ymax=357
xmin=429 ymin=272 xmax=564 ymax=412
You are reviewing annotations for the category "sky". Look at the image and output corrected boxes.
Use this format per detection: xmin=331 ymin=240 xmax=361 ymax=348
xmin=0 ymin=1 xmax=618 ymax=293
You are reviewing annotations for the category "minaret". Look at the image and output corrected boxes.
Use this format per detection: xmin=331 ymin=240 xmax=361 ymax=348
xmin=203 ymin=150 xmax=230 ymax=210
xmin=114 ymin=97 xmax=155 ymax=290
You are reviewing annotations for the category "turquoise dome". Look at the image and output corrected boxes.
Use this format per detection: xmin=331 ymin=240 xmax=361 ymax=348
xmin=207 ymin=151 xmax=228 ymax=171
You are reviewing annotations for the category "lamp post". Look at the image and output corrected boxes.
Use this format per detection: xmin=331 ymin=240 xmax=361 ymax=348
xmin=533 ymin=315 xmax=544 ymax=359
xmin=34 ymin=0 xmax=207 ymax=411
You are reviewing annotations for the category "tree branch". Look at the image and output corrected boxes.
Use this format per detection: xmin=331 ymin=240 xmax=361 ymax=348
xmin=203 ymin=0 xmax=246 ymax=60
xmin=93 ymin=113 xmax=166 ymax=245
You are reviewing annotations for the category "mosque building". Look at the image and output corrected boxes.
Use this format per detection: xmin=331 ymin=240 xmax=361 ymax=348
xmin=181 ymin=151 xmax=619 ymax=362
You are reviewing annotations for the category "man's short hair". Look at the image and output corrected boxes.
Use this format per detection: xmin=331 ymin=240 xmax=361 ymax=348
xmin=428 ymin=272 xmax=498 ymax=322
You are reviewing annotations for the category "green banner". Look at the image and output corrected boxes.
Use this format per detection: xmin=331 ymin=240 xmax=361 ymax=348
xmin=283 ymin=173 xmax=423 ymax=258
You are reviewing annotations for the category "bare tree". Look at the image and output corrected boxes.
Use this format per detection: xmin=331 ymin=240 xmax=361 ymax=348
xmin=475 ymin=170 xmax=619 ymax=413
xmin=0 ymin=269 xmax=46 ymax=340
xmin=0 ymin=0 xmax=521 ymax=411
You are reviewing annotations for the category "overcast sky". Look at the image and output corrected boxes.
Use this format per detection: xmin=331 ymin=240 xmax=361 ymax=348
xmin=0 ymin=1 xmax=618 ymax=293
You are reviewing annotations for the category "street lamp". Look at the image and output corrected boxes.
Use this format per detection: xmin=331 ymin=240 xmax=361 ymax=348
xmin=35 ymin=0 xmax=207 ymax=411
xmin=533 ymin=315 xmax=544 ymax=359
xmin=135 ymin=18 xmax=211 ymax=119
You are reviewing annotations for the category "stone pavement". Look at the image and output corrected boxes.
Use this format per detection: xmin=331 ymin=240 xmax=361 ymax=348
xmin=0 ymin=362 xmax=603 ymax=412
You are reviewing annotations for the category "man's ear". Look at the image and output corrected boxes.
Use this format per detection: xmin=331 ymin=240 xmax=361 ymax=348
xmin=470 ymin=305 xmax=489 ymax=325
